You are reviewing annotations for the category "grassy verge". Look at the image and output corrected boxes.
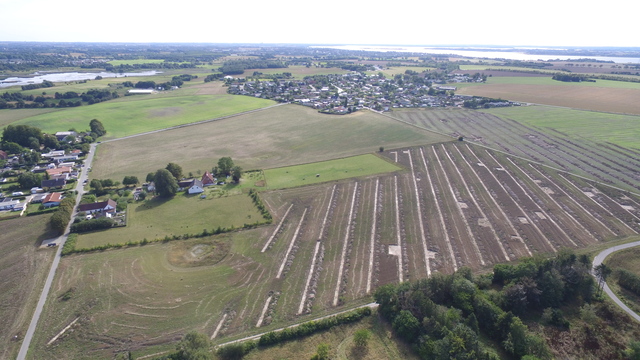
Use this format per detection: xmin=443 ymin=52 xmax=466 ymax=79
xmin=263 ymin=154 xmax=402 ymax=190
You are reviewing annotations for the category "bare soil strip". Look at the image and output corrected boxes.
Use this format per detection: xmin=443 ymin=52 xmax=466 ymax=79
xmin=298 ymin=241 xmax=322 ymax=315
xmin=598 ymin=189 xmax=640 ymax=223
xmin=318 ymin=185 xmax=337 ymax=240
xmin=432 ymin=148 xmax=485 ymax=266
xmin=112 ymin=322 xmax=149 ymax=330
xmin=393 ymin=175 xmax=405 ymax=282
xmin=404 ymin=149 xmax=433 ymax=275
xmin=47 ymin=317 xmax=79 ymax=345
xmin=452 ymin=145 xmax=533 ymax=256
xmin=466 ymin=145 xmax=556 ymax=252
xmin=559 ymin=173 xmax=638 ymax=235
xmin=276 ymin=208 xmax=308 ymax=279
xmin=256 ymin=295 xmax=273 ymax=327
xmin=530 ymin=164 xmax=616 ymax=237
xmin=137 ymin=351 xmax=170 ymax=360
xmin=333 ymin=182 xmax=358 ymax=306
xmin=441 ymin=144 xmax=510 ymax=261
xmin=124 ymin=312 xmax=168 ymax=318
xmin=508 ymin=158 xmax=597 ymax=243
xmin=420 ymin=148 xmax=458 ymax=271
xmin=485 ymin=151 xmax=576 ymax=247
xmin=262 ymin=204 xmax=293 ymax=252
xmin=211 ymin=313 xmax=228 ymax=339
xmin=366 ymin=178 xmax=380 ymax=293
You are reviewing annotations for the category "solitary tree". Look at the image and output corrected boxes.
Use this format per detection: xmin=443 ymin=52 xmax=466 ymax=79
xmin=353 ymin=329 xmax=371 ymax=348
xmin=154 ymin=168 xmax=178 ymax=198
xmin=165 ymin=162 xmax=183 ymax=180
xmin=594 ymin=263 xmax=612 ymax=296
xmin=217 ymin=157 xmax=234 ymax=177
xmin=231 ymin=166 xmax=243 ymax=183
xmin=145 ymin=172 xmax=155 ymax=183
xmin=89 ymin=119 xmax=106 ymax=137
xmin=122 ymin=176 xmax=139 ymax=187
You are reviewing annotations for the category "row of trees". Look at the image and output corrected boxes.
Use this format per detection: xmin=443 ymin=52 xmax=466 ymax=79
xmin=50 ymin=196 xmax=76 ymax=234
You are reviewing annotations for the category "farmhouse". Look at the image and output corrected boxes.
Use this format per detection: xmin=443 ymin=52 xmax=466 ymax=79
xmin=188 ymin=179 xmax=205 ymax=194
xmin=78 ymin=199 xmax=117 ymax=215
xmin=201 ymin=171 xmax=215 ymax=186
xmin=55 ymin=131 xmax=77 ymax=141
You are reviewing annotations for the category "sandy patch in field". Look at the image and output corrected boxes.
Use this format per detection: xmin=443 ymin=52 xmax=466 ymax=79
xmin=535 ymin=212 xmax=547 ymax=219
xmin=478 ymin=218 xmax=490 ymax=227
xmin=542 ymin=187 xmax=555 ymax=194
xmin=518 ymin=216 xmax=529 ymax=224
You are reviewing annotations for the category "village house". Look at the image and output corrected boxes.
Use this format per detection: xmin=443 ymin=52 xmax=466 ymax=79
xmin=41 ymin=178 xmax=67 ymax=190
xmin=188 ymin=179 xmax=205 ymax=194
xmin=201 ymin=172 xmax=215 ymax=186
xmin=42 ymin=192 xmax=62 ymax=208
xmin=78 ymin=199 xmax=117 ymax=215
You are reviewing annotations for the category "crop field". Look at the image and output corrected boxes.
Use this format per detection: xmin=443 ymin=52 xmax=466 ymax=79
xmin=90 ymin=105 xmax=452 ymax=183
xmin=263 ymin=154 xmax=401 ymax=189
xmin=392 ymin=107 xmax=640 ymax=192
xmin=14 ymin=93 xmax=275 ymax=139
xmin=75 ymin=192 xmax=264 ymax=249
xmin=0 ymin=215 xmax=58 ymax=360
xmin=456 ymin=77 xmax=640 ymax=114
xmin=242 ymin=65 xmax=348 ymax=79
xmin=29 ymin=141 xmax=640 ymax=358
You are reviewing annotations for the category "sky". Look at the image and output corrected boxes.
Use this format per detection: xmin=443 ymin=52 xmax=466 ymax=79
xmin=1 ymin=0 xmax=639 ymax=47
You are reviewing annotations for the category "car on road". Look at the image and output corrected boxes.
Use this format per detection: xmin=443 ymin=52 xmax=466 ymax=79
xmin=47 ymin=243 xmax=57 ymax=247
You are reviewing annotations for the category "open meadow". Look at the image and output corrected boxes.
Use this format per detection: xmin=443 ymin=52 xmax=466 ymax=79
xmin=13 ymin=93 xmax=275 ymax=139
xmin=263 ymin=154 xmax=402 ymax=190
xmin=28 ymin=141 xmax=640 ymax=357
xmin=393 ymin=107 xmax=640 ymax=192
xmin=90 ymin=104 xmax=452 ymax=182
xmin=0 ymin=215 xmax=58 ymax=360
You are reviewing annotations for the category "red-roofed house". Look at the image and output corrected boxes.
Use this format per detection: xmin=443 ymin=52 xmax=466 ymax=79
xmin=78 ymin=199 xmax=117 ymax=215
xmin=201 ymin=171 xmax=215 ymax=186
xmin=43 ymin=192 xmax=63 ymax=208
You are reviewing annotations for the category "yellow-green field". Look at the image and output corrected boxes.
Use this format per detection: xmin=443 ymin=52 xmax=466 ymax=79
xmin=264 ymin=154 xmax=402 ymax=189
xmin=90 ymin=104 xmax=452 ymax=183
xmin=0 ymin=215 xmax=57 ymax=360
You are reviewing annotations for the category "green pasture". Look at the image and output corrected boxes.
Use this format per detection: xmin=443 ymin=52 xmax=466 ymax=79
xmin=484 ymin=76 xmax=640 ymax=89
xmin=90 ymin=105 xmax=452 ymax=183
xmin=13 ymin=94 xmax=275 ymax=139
xmin=264 ymin=154 xmax=402 ymax=189
xmin=0 ymin=108 xmax=60 ymax=128
xmin=459 ymin=65 xmax=560 ymax=74
xmin=482 ymin=105 xmax=640 ymax=149
xmin=243 ymin=65 xmax=348 ymax=79
xmin=75 ymin=192 xmax=263 ymax=249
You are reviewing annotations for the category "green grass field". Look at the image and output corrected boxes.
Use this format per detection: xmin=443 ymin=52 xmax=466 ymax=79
xmin=264 ymin=154 xmax=402 ymax=190
xmin=482 ymin=105 xmax=640 ymax=149
xmin=13 ymin=93 xmax=275 ymax=139
xmin=0 ymin=108 xmax=61 ymax=128
xmin=481 ymin=76 xmax=640 ymax=90
xmin=90 ymin=104 xmax=452 ymax=183
xmin=369 ymin=66 xmax=437 ymax=78
xmin=75 ymin=191 xmax=264 ymax=249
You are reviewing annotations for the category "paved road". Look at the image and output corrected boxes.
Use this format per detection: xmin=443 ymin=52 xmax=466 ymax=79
xmin=592 ymin=240 xmax=640 ymax=323
xmin=17 ymin=143 xmax=97 ymax=360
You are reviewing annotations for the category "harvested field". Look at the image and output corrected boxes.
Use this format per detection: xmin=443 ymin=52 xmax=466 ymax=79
xmin=457 ymin=82 xmax=640 ymax=115
xmin=91 ymin=105 xmax=449 ymax=183
xmin=0 ymin=215 xmax=58 ymax=360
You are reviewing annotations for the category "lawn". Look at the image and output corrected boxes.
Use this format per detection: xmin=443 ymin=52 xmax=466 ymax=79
xmin=481 ymin=105 xmax=640 ymax=150
xmin=0 ymin=108 xmax=61 ymax=129
xmin=13 ymin=93 xmax=275 ymax=139
xmin=75 ymin=191 xmax=264 ymax=249
xmin=264 ymin=154 xmax=402 ymax=190
xmin=0 ymin=215 xmax=57 ymax=360
xmin=90 ymin=104 xmax=452 ymax=183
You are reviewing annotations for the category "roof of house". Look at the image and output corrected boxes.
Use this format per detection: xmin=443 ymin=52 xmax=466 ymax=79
xmin=43 ymin=192 xmax=62 ymax=203
xmin=41 ymin=178 xmax=67 ymax=188
xmin=0 ymin=150 xmax=7 ymax=160
xmin=78 ymin=199 xmax=117 ymax=212
xmin=190 ymin=179 xmax=204 ymax=189
xmin=46 ymin=166 xmax=72 ymax=177
xmin=201 ymin=171 xmax=215 ymax=184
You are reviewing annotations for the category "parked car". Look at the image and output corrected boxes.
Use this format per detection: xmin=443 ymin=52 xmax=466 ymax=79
xmin=12 ymin=191 xmax=24 ymax=196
